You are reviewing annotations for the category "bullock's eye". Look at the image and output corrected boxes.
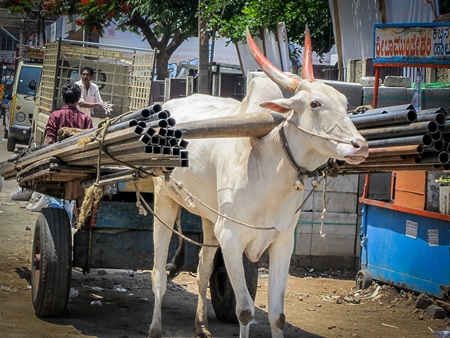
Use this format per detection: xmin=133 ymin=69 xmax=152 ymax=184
xmin=310 ymin=101 xmax=321 ymax=108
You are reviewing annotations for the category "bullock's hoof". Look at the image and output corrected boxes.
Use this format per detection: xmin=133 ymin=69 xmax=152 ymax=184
xmin=149 ymin=327 xmax=163 ymax=338
xmin=238 ymin=309 xmax=253 ymax=325
xmin=194 ymin=324 xmax=212 ymax=338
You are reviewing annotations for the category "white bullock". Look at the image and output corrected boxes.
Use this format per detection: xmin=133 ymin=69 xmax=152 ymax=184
xmin=149 ymin=28 xmax=369 ymax=338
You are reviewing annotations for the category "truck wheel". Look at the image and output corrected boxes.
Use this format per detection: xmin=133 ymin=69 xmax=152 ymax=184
xmin=6 ymin=136 xmax=15 ymax=152
xmin=210 ymin=250 xmax=258 ymax=323
xmin=28 ymin=134 xmax=36 ymax=149
xmin=356 ymin=270 xmax=373 ymax=290
xmin=31 ymin=208 xmax=72 ymax=317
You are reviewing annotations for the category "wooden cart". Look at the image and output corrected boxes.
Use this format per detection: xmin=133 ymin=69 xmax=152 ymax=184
xmin=15 ymin=156 xmax=258 ymax=322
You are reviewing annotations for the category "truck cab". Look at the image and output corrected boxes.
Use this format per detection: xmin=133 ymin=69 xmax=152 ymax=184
xmin=5 ymin=47 xmax=43 ymax=152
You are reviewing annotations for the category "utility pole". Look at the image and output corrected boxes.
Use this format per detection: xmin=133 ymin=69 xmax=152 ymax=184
xmin=198 ymin=0 xmax=210 ymax=94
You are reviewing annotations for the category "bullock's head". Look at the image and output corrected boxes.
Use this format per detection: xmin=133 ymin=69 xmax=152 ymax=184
xmin=246 ymin=27 xmax=368 ymax=165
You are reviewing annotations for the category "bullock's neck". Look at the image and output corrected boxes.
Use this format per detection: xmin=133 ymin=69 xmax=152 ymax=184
xmin=280 ymin=114 xmax=329 ymax=169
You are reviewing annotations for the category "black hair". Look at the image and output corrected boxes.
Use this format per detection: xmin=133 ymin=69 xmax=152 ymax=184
xmin=61 ymin=83 xmax=81 ymax=104
xmin=81 ymin=65 xmax=95 ymax=77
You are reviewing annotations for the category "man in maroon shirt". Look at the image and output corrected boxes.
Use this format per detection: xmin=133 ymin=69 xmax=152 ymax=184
xmin=30 ymin=83 xmax=94 ymax=223
xmin=45 ymin=83 xmax=93 ymax=144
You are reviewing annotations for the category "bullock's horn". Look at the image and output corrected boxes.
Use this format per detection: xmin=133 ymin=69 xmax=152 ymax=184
xmin=302 ymin=25 xmax=315 ymax=81
xmin=246 ymin=28 xmax=300 ymax=93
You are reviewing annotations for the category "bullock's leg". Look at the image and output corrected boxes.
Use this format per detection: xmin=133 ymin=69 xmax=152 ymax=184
xmin=194 ymin=218 xmax=218 ymax=338
xmin=149 ymin=193 xmax=180 ymax=338
xmin=220 ymin=238 xmax=254 ymax=338
xmin=267 ymin=234 xmax=294 ymax=338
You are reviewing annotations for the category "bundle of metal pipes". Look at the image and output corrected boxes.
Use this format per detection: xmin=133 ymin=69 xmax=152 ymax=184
xmin=0 ymin=104 xmax=189 ymax=187
xmin=0 ymin=106 xmax=285 ymax=190
xmin=337 ymin=104 xmax=450 ymax=174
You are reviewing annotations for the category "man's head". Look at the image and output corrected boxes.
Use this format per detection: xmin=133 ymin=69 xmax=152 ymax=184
xmin=61 ymin=83 xmax=81 ymax=104
xmin=80 ymin=66 xmax=95 ymax=85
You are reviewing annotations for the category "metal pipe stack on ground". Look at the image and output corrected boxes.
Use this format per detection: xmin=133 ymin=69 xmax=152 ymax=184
xmin=338 ymin=104 xmax=450 ymax=174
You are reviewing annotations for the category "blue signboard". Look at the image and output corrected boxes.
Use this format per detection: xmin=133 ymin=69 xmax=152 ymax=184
xmin=373 ymin=23 xmax=450 ymax=65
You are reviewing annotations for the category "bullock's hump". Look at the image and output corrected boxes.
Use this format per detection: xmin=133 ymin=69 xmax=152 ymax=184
xmin=163 ymin=94 xmax=241 ymax=123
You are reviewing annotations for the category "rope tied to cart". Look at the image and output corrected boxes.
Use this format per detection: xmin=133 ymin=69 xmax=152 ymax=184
xmin=76 ymin=111 xmax=155 ymax=228
xmin=133 ymin=181 xmax=220 ymax=248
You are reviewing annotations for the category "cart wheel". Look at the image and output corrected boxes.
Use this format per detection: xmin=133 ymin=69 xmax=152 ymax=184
xmin=210 ymin=250 xmax=258 ymax=323
xmin=356 ymin=270 xmax=373 ymax=290
xmin=31 ymin=208 xmax=72 ymax=317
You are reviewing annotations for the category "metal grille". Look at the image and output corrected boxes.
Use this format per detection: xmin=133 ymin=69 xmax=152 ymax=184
xmin=38 ymin=41 xmax=155 ymax=118
xmin=128 ymin=52 xmax=155 ymax=111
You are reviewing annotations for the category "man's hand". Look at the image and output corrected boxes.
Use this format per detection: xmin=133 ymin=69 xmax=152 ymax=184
xmin=102 ymin=101 xmax=114 ymax=114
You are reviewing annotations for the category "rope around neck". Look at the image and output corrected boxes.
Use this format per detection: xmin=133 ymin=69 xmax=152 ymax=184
xmin=290 ymin=120 xmax=353 ymax=145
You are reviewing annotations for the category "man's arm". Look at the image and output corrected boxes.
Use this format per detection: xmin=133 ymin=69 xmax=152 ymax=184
xmin=44 ymin=113 xmax=58 ymax=145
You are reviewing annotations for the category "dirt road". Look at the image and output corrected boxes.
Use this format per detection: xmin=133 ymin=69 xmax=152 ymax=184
xmin=0 ymin=126 xmax=449 ymax=338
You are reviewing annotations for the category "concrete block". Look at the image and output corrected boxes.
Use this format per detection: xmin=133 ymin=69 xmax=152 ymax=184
xmin=312 ymin=191 xmax=358 ymax=214
xmin=298 ymin=190 xmax=314 ymax=212
xmin=363 ymin=86 xmax=408 ymax=108
xmin=422 ymin=88 xmax=450 ymax=110
xmin=297 ymin=210 xmax=314 ymax=225
xmin=384 ymin=76 xmax=411 ymax=88
xmin=311 ymin=212 xmax=358 ymax=235
xmin=404 ymin=88 xmax=450 ymax=111
xmin=360 ymin=76 xmax=382 ymax=87
xmin=310 ymin=231 xmax=357 ymax=256
xmin=319 ymin=79 xmax=363 ymax=110
xmin=295 ymin=212 xmax=314 ymax=256
xmin=308 ymin=175 xmax=360 ymax=193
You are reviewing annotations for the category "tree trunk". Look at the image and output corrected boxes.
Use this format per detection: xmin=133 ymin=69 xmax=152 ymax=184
xmin=155 ymin=51 xmax=170 ymax=80
xmin=198 ymin=0 xmax=210 ymax=94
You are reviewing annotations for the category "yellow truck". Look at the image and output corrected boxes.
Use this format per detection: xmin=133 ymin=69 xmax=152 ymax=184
xmin=4 ymin=46 xmax=44 ymax=152
xmin=31 ymin=39 xmax=155 ymax=147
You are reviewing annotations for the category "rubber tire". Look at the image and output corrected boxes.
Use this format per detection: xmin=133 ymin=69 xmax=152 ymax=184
xmin=356 ymin=270 xmax=373 ymax=290
xmin=28 ymin=133 xmax=36 ymax=150
xmin=6 ymin=135 xmax=15 ymax=152
xmin=31 ymin=208 xmax=72 ymax=317
xmin=210 ymin=250 xmax=258 ymax=323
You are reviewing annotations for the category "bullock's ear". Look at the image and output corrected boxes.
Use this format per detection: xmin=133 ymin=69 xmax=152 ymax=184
xmin=260 ymin=98 xmax=297 ymax=114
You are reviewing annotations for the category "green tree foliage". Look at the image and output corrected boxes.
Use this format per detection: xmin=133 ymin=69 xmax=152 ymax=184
xmin=202 ymin=0 xmax=333 ymax=60
xmin=0 ymin=0 xmax=199 ymax=79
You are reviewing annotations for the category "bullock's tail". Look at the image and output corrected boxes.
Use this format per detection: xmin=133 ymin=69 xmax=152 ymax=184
xmin=166 ymin=207 xmax=185 ymax=280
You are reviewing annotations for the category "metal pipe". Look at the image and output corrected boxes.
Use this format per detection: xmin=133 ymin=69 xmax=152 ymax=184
xmin=367 ymin=134 xmax=433 ymax=148
xmin=359 ymin=121 xmax=438 ymax=140
xmin=431 ymin=131 xmax=442 ymax=141
xmin=417 ymin=107 xmax=448 ymax=115
xmin=351 ymin=110 xmax=417 ymax=129
xmin=433 ymin=139 xmax=446 ymax=151
xmin=416 ymin=112 xmax=446 ymax=126
xmin=349 ymin=104 xmax=413 ymax=118
xmin=175 ymin=112 xmax=285 ymax=139
xmin=112 ymin=106 xmax=161 ymax=125
xmin=368 ymin=144 xmax=424 ymax=157
xmin=419 ymin=151 xmax=450 ymax=164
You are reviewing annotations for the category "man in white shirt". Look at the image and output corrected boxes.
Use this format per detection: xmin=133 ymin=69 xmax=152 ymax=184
xmin=75 ymin=66 xmax=113 ymax=117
